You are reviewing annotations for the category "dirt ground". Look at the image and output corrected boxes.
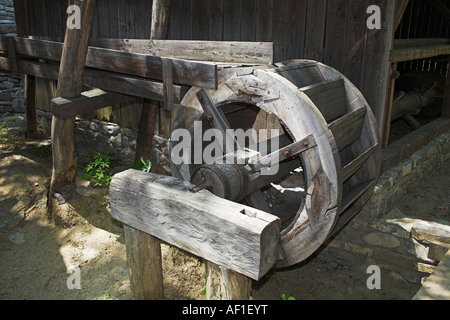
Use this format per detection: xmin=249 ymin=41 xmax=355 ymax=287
xmin=0 ymin=129 xmax=448 ymax=300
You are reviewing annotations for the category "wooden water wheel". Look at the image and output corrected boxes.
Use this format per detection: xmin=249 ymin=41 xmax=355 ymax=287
xmin=170 ymin=60 xmax=381 ymax=268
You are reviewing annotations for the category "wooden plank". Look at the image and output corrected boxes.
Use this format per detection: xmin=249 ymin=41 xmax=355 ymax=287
xmin=240 ymin=0 xmax=257 ymax=41
xmin=286 ymin=0 xmax=307 ymax=60
xmin=271 ymin=0 xmax=288 ymax=62
xmin=343 ymin=0 xmax=369 ymax=88
xmin=342 ymin=144 xmax=379 ymax=181
xmin=393 ymin=38 xmax=450 ymax=49
xmin=109 ymin=170 xmax=281 ymax=281
xmin=442 ymin=56 xmax=450 ymax=118
xmin=223 ymin=0 xmax=241 ymax=41
xmin=0 ymin=36 xmax=218 ymax=89
xmin=123 ymin=225 xmax=164 ymax=300
xmin=324 ymin=0 xmax=349 ymax=72
xmin=0 ymin=56 xmax=188 ymax=103
xmin=88 ymin=39 xmax=274 ymax=65
xmin=341 ymin=179 xmax=377 ymax=213
xmin=51 ymin=88 xmax=135 ymax=119
xmin=162 ymin=58 xmax=174 ymax=111
xmin=301 ymin=78 xmax=348 ymax=123
xmin=255 ymin=0 xmax=273 ymax=43
xmin=390 ymin=44 xmax=450 ymax=62
xmin=303 ymin=0 xmax=327 ymax=61
xmin=275 ymin=63 xmax=326 ymax=89
xmin=394 ymin=0 xmax=410 ymax=32
xmin=328 ymin=108 xmax=367 ymax=151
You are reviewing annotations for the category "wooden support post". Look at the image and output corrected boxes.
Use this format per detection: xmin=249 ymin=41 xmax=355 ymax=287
xmin=443 ymin=56 xmax=450 ymax=118
xmin=205 ymin=262 xmax=251 ymax=300
xmin=48 ymin=0 xmax=96 ymax=212
xmin=382 ymin=62 xmax=399 ymax=147
xmin=135 ymin=0 xmax=172 ymax=164
xmin=123 ymin=225 xmax=164 ymax=300
xmin=109 ymin=171 xmax=281 ymax=282
xmin=24 ymin=75 xmax=37 ymax=138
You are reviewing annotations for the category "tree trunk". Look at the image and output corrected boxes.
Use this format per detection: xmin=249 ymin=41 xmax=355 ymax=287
xmin=48 ymin=0 xmax=96 ymax=213
xmin=134 ymin=0 xmax=172 ymax=164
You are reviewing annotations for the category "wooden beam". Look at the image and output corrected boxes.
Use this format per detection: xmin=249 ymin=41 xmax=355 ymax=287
xmin=24 ymin=75 xmax=37 ymax=138
xmin=89 ymin=39 xmax=274 ymax=65
xmin=0 ymin=36 xmax=218 ymax=89
xmin=109 ymin=170 xmax=281 ymax=281
xmin=51 ymin=88 xmax=135 ymax=119
xmin=390 ymin=44 xmax=450 ymax=63
xmin=123 ymin=225 xmax=164 ymax=300
xmin=0 ymin=56 xmax=188 ymax=103
xmin=394 ymin=0 xmax=410 ymax=32
xmin=49 ymin=0 xmax=96 ymax=212
xmin=393 ymin=38 xmax=450 ymax=49
xmin=443 ymin=56 xmax=450 ymax=118
xmin=205 ymin=262 xmax=251 ymax=300
xmin=135 ymin=0 xmax=172 ymax=166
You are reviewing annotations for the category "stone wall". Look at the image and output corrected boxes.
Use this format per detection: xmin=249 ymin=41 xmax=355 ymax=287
xmin=0 ymin=0 xmax=25 ymax=129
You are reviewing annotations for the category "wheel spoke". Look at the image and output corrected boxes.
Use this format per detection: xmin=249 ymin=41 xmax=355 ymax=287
xmin=248 ymin=135 xmax=316 ymax=173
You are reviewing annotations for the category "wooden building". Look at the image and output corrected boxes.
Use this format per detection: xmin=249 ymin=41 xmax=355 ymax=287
xmin=3 ymin=0 xmax=449 ymax=195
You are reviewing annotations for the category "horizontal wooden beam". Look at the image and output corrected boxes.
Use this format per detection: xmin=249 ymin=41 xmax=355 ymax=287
xmin=393 ymin=38 xmax=450 ymax=49
xmin=0 ymin=56 xmax=188 ymax=103
xmin=0 ymin=36 xmax=218 ymax=89
xmin=390 ymin=39 xmax=450 ymax=62
xmin=89 ymin=39 xmax=274 ymax=65
xmin=52 ymin=89 xmax=135 ymax=119
xmin=109 ymin=170 xmax=281 ymax=281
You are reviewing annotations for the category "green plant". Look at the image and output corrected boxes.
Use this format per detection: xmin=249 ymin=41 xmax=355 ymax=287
xmin=201 ymin=273 xmax=207 ymax=296
xmin=81 ymin=152 xmax=114 ymax=188
xmin=130 ymin=157 xmax=152 ymax=173
xmin=33 ymin=143 xmax=52 ymax=156
xmin=0 ymin=121 xmax=19 ymax=150
xmin=281 ymin=293 xmax=296 ymax=300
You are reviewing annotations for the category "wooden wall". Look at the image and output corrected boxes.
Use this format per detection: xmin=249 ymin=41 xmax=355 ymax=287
xmin=15 ymin=0 xmax=395 ymax=135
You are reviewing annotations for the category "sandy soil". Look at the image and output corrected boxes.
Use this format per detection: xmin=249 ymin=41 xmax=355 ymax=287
xmin=1 ymin=130 xmax=446 ymax=301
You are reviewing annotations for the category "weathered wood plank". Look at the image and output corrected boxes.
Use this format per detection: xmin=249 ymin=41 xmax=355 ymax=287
xmin=442 ymin=56 xmax=450 ymax=118
xmin=109 ymin=170 xmax=281 ymax=281
xmin=342 ymin=143 xmax=379 ymax=182
xmin=88 ymin=39 xmax=274 ymax=65
xmin=0 ymin=36 xmax=218 ymax=89
xmin=51 ymin=88 xmax=135 ymax=119
xmin=301 ymin=78 xmax=348 ymax=123
xmin=328 ymin=107 xmax=367 ymax=151
xmin=0 ymin=56 xmax=188 ymax=103
xmin=390 ymin=44 xmax=450 ymax=62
